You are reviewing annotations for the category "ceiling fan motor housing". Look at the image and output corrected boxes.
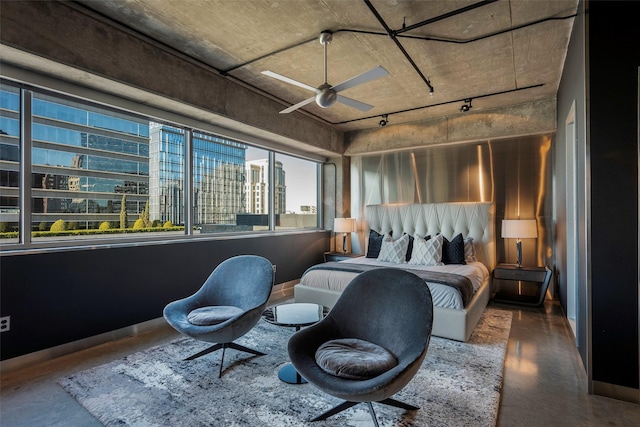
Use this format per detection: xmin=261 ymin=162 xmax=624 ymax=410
xmin=316 ymin=84 xmax=337 ymax=108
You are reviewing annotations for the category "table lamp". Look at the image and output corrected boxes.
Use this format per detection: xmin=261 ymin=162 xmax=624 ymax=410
xmin=501 ymin=219 xmax=537 ymax=267
xmin=333 ymin=218 xmax=356 ymax=254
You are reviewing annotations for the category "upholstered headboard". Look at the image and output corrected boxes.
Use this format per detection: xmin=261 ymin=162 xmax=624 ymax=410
xmin=365 ymin=202 xmax=496 ymax=270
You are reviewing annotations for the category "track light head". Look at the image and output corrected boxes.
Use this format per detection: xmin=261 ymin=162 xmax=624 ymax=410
xmin=379 ymin=114 xmax=388 ymax=127
xmin=460 ymin=99 xmax=472 ymax=112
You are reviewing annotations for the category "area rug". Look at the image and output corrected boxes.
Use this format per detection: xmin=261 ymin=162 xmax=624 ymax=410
xmin=59 ymin=307 xmax=512 ymax=426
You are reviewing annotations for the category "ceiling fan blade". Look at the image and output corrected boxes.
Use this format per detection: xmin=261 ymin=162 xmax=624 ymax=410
xmin=279 ymin=96 xmax=316 ymax=114
xmin=262 ymin=70 xmax=316 ymax=92
xmin=336 ymin=95 xmax=374 ymax=112
xmin=332 ymin=66 xmax=389 ymax=93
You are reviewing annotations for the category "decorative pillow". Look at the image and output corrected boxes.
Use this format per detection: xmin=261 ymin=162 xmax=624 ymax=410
xmin=377 ymin=233 xmax=409 ymax=263
xmin=408 ymin=234 xmax=443 ymax=266
xmin=404 ymin=233 xmax=415 ymax=262
xmin=464 ymin=237 xmax=477 ymax=262
xmin=366 ymin=229 xmax=388 ymax=258
xmin=315 ymin=338 xmax=398 ymax=380
xmin=442 ymin=233 xmax=466 ymax=265
xmin=187 ymin=306 xmax=244 ymax=326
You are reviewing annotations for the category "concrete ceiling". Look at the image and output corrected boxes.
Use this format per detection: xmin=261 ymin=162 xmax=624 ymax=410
xmin=77 ymin=0 xmax=578 ymax=133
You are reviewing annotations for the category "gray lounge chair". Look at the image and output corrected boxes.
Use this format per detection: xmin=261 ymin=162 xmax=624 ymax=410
xmin=163 ymin=255 xmax=274 ymax=377
xmin=288 ymin=268 xmax=433 ymax=426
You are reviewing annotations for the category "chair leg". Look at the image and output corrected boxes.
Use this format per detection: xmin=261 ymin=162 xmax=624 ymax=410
xmin=218 ymin=345 xmax=226 ymax=378
xmin=378 ymin=397 xmax=420 ymax=411
xmin=366 ymin=402 xmax=380 ymax=427
xmin=184 ymin=343 xmax=224 ymax=361
xmin=310 ymin=401 xmax=359 ymax=422
xmin=226 ymin=342 xmax=266 ymax=357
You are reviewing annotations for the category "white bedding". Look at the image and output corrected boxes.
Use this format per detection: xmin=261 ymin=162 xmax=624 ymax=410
xmin=300 ymin=257 xmax=489 ymax=310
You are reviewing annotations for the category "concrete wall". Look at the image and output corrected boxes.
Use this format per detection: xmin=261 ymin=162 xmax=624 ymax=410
xmin=345 ymin=99 xmax=556 ymax=155
xmin=0 ymin=0 xmax=343 ymax=158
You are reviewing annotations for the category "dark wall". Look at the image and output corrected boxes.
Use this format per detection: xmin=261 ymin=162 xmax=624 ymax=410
xmin=588 ymin=1 xmax=639 ymax=389
xmin=0 ymin=232 xmax=328 ymax=360
xmin=556 ymin=0 xmax=589 ymax=369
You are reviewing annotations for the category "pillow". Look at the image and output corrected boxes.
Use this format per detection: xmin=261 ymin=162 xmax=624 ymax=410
xmin=404 ymin=233 xmax=415 ymax=262
xmin=366 ymin=229 xmax=387 ymax=258
xmin=377 ymin=233 xmax=409 ymax=263
xmin=315 ymin=338 xmax=398 ymax=380
xmin=464 ymin=237 xmax=477 ymax=262
xmin=187 ymin=306 xmax=244 ymax=326
xmin=441 ymin=233 xmax=466 ymax=265
xmin=408 ymin=234 xmax=444 ymax=266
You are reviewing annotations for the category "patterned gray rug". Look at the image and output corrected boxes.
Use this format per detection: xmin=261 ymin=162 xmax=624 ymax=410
xmin=59 ymin=307 xmax=512 ymax=426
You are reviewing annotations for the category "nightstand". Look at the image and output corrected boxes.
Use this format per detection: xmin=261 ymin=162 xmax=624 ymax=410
xmin=323 ymin=252 xmax=362 ymax=262
xmin=492 ymin=264 xmax=552 ymax=306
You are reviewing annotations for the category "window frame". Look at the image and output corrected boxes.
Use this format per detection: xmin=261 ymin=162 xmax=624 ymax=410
xmin=0 ymin=77 xmax=324 ymax=253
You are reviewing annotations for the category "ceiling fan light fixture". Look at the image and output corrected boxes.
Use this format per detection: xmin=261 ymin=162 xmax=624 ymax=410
xmin=316 ymin=85 xmax=337 ymax=108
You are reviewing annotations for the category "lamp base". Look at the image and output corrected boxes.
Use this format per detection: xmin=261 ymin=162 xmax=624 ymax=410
xmin=342 ymin=233 xmax=348 ymax=254
xmin=516 ymin=240 xmax=523 ymax=267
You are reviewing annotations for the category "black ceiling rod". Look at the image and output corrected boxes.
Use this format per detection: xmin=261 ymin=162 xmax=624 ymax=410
xmin=393 ymin=0 xmax=498 ymax=36
xmin=393 ymin=13 xmax=578 ymax=44
xmin=220 ymin=36 xmax=317 ymax=75
xmin=363 ymin=0 xmax=434 ymax=94
xmin=334 ymin=83 xmax=544 ymax=125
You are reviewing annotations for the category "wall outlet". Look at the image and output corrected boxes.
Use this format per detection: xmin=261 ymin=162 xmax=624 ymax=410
xmin=0 ymin=316 xmax=10 ymax=332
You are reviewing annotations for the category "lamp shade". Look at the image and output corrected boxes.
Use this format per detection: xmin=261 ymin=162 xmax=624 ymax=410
xmin=333 ymin=218 xmax=356 ymax=233
xmin=501 ymin=219 xmax=537 ymax=239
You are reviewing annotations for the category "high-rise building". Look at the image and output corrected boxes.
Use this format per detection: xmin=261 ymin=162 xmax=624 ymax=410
xmin=2 ymin=90 xmax=151 ymax=230
xmin=245 ymin=159 xmax=285 ymax=214
xmin=1 ymin=86 xmax=279 ymax=232
xmin=148 ymin=123 xmax=248 ymax=226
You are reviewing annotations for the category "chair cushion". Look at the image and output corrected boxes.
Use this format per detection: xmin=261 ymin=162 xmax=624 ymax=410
xmin=315 ymin=338 xmax=398 ymax=380
xmin=187 ymin=306 xmax=244 ymax=326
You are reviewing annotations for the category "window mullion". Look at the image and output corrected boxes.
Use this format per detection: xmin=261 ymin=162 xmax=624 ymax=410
xmin=268 ymin=151 xmax=275 ymax=231
xmin=19 ymin=89 xmax=33 ymax=246
xmin=184 ymin=128 xmax=193 ymax=235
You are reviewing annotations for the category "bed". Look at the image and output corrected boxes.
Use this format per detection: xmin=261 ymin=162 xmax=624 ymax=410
xmin=294 ymin=202 xmax=496 ymax=342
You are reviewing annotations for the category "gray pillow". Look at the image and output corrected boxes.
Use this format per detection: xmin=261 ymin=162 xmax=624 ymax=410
xmin=187 ymin=306 xmax=244 ymax=326
xmin=315 ymin=338 xmax=397 ymax=380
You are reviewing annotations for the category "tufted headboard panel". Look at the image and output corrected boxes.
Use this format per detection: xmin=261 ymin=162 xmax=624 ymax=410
xmin=365 ymin=202 xmax=496 ymax=270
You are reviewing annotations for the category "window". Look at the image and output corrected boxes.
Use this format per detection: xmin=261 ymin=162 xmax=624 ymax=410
xmin=275 ymin=153 xmax=318 ymax=229
xmin=30 ymin=92 xmax=151 ymax=240
xmin=0 ymin=80 xmax=322 ymax=249
xmin=0 ymin=84 xmax=20 ymax=243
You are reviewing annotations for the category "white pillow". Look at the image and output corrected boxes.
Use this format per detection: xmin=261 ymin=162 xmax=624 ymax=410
xmin=408 ymin=234 xmax=444 ymax=266
xmin=377 ymin=233 xmax=409 ymax=264
xmin=464 ymin=237 xmax=477 ymax=262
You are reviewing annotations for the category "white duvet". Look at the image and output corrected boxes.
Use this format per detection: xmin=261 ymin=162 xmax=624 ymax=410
xmin=300 ymin=257 xmax=489 ymax=310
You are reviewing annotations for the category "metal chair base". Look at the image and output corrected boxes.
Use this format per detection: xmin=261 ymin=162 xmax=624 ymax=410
xmin=185 ymin=342 xmax=265 ymax=378
xmin=310 ymin=398 xmax=419 ymax=426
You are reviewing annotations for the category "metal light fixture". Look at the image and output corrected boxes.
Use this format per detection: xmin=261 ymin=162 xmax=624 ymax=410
xmin=460 ymin=98 xmax=473 ymax=112
xmin=501 ymin=219 xmax=538 ymax=267
xmin=333 ymin=218 xmax=356 ymax=254
xmin=379 ymin=114 xmax=388 ymax=127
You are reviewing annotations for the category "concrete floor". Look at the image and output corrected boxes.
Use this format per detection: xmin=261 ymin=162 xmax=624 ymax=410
xmin=1 ymin=300 xmax=639 ymax=426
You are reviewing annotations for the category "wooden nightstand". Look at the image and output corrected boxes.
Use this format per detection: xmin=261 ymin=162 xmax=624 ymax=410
xmin=492 ymin=264 xmax=552 ymax=306
xmin=323 ymin=252 xmax=362 ymax=262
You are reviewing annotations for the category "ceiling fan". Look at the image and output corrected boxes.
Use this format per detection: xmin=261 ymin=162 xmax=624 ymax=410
xmin=262 ymin=31 xmax=388 ymax=114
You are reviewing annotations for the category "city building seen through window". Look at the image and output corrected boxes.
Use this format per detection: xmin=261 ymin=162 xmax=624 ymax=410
xmin=0 ymin=81 xmax=319 ymax=247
